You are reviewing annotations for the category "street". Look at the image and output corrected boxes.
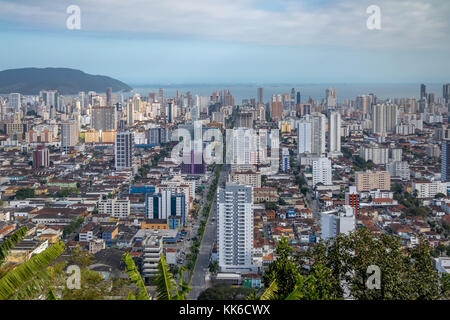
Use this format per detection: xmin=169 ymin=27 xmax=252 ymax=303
xmin=188 ymin=164 xmax=228 ymax=299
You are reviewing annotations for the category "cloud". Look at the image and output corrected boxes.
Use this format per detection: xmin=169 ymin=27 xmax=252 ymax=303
xmin=0 ymin=0 xmax=449 ymax=49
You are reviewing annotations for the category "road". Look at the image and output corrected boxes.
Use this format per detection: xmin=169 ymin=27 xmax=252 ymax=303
xmin=305 ymin=189 xmax=321 ymax=221
xmin=188 ymin=164 xmax=228 ymax=300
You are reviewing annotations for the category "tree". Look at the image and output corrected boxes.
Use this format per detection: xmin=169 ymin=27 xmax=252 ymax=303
xmin=15 ymin=188 xmax=35 ymax=200
xmin=295 ymin=174 xmax=306 ymax=187
xmin=56 ymin=187 xmax=78 ymax=198
xmin=253 ymin=265 xmax=339 ymax=301
xmin=262 ymin=237 xmax=299 ymax=299
xmin=122 ymin=252 xmax=150 ymax=300
xmin=61 ymin=267 xmax=110 ymax=300
xmin=285 ymin=265 xmax=341 ymax=300
xmin=155 ymin=255 xmax=191 ymax=300
xmin=0 ymin=227 xmax=28 ymax=265
xmin=0 ymin=241 xmax=66 ymax=300
xmin=265 ymin=202 xmax=279 ymax=211
xmin=305 ymin=228 xmax=447 ymax=300
xmin=208 ymin=260 xmax=219 ymax=275
xmin=63 ymin=217 xmax=84 ymax=237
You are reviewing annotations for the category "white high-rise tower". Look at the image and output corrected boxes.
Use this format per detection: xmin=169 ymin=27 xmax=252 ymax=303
xmin=328 ymin=111 xmax=342 ymax=157
xmin=217 ymin=183 xmax=255 ymax=273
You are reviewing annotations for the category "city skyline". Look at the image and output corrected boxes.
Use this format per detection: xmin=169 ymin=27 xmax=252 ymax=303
xmin=0 ymin=0 xmax=449 ymax=306
xmin=0 ymin=0 xmax=450 ymax=84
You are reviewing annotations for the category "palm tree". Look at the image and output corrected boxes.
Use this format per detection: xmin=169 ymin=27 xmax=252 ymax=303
xmin=121 ymin=252 xmax=150 ymax=300
xmin=122 ymin=253 xmax=191 ymax=300
xmin=0 ymin=227 xmax=28 ymax=265
xmin=0 ymin=241 xmax=66 ymax=300
xmin=155 ymin=254 xmax=190 ymax=300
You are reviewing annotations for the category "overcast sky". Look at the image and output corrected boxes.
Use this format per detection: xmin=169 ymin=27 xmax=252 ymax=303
xmin=0 ymin=0 xmax=449 ymax=84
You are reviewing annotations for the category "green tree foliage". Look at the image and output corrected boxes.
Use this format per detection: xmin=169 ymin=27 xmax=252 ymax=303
xmin=285 ymin=265 xmax=341 ymax=300
xmin=0 ymin=227 xmax=28 ymax=265
xmin=15 ymin=188 xmax=35 ymax=200
xmin=305 ymin=228 xmax=447 ymax=299
xmin=122 ymin=252 xmax=150 ymax=300
xmin=155 ymin=255 xmax=190 ymax=300
xmin=56 ymin=187 xmax=79 ymax=198
xmin=262 ymin=238 xmax=299 ymax=299
xmin=46 ymin=288 xmax=58 ymax=300
xmin=342 ymin=147 xmax=352 ymax=159
xmin=0 ymin=241 xmax=66 ymax=300
xmin=208 ymin=260 xmax=219 ymax=275
xmin=265 ymin=202 xmax=279 ymax=211
xmin=257 ymin=230 xmax=448 ymax=300
xmin=63 ymin=217 xmax=84 ymax=237
xmin=61 ymin=268 xmax=110 ymax=300
xmin=352 ymin=155 xmax=373 ymax=170
xmin=295 ymin=174 xmax=306 ymax=187
xmin=257 ymin=281 xmax=278 ymax=300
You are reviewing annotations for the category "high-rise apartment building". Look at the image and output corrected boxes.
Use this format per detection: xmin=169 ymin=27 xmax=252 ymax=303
xmin=443 ymin=83 xmax=450 ymax=104
xmin=328 ymin=111 xmax=342 ymax=157
xmin=145 ymin=190 xmax=185 ymax=226
xmin=142 ymin=236 xmax=162 ymax=279
xmin=61 ymin=121 xmax=79 ymax=153
xmin=326 ymin=88 xmax=337 ymax=109
xmin=281 ymin=148 xmax=290 ymax=172
xmin=91 ymin=106 xmax=117 ymax=131
xmin=78 ymin=91 xmax=86 ymax=108
xmin=312 ymin=157 xmax=332 ymax=187
xmin=355 ymin=170 xmax=391 ymax=192
xmin=226 ymin=128 xmax=268 ymax=166
xmin=41 ymin=90 xmax=58 ymax=110
xmin=127 ymin=102 xmax=134 ymax=127
xmin=167 ymin=99 xmax=174 ymax=123
xmin=181 ymin=149 xmax=206 ymax=175
xmin=98 ymin=198 xmax=130 ymax=218
xmin=360 ymin=144 xmax=389 ymax=165
xmin=387 ymin=161 xmax=410 ymax=181
xmin=8 ymin=93 xmax=21 ymax=111
xmin=356 ymin=95 xmax=370 ymax=114
xmin=32 ymin=145 xmax=50 ymax=169
xmin=257 ymin=88 xmax=264 ymax=104
xmin=114 ymin=130 xmax=134 ymax=170
xmin=420 ymin=84 xmax=427 ymax=100
xmin=271 ymin=94 xmax=283 ymax=122
xmin=298 ymin=118 xmax=312 ymax=155
xmin=311 ymin=113 xmax=326 ymax=156
xmin=321 ymin=206 xmax=355 ymax=241
xmin=372 ymin=103 xmax=398 ymax=135
xmin=442 ymin=139 xmax=450 ymax=182
xmin=106 ymin=87 xmax=112 ymax=106
xmin=148 ymin=126 xmax=168 ymax=145
xmin=217 ymin=183 xmax=255 ymax=272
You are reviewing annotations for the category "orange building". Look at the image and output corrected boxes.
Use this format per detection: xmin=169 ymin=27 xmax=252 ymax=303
xmin=141 ymin=219 xmax=169 ymax=230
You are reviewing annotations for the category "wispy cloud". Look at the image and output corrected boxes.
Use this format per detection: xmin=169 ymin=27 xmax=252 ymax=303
xmin=0 ymin=0 xmax=448 ymax=48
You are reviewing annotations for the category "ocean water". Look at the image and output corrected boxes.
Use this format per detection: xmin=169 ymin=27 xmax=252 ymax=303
xmin=129 ymin=83 xmax=446 ymax=104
